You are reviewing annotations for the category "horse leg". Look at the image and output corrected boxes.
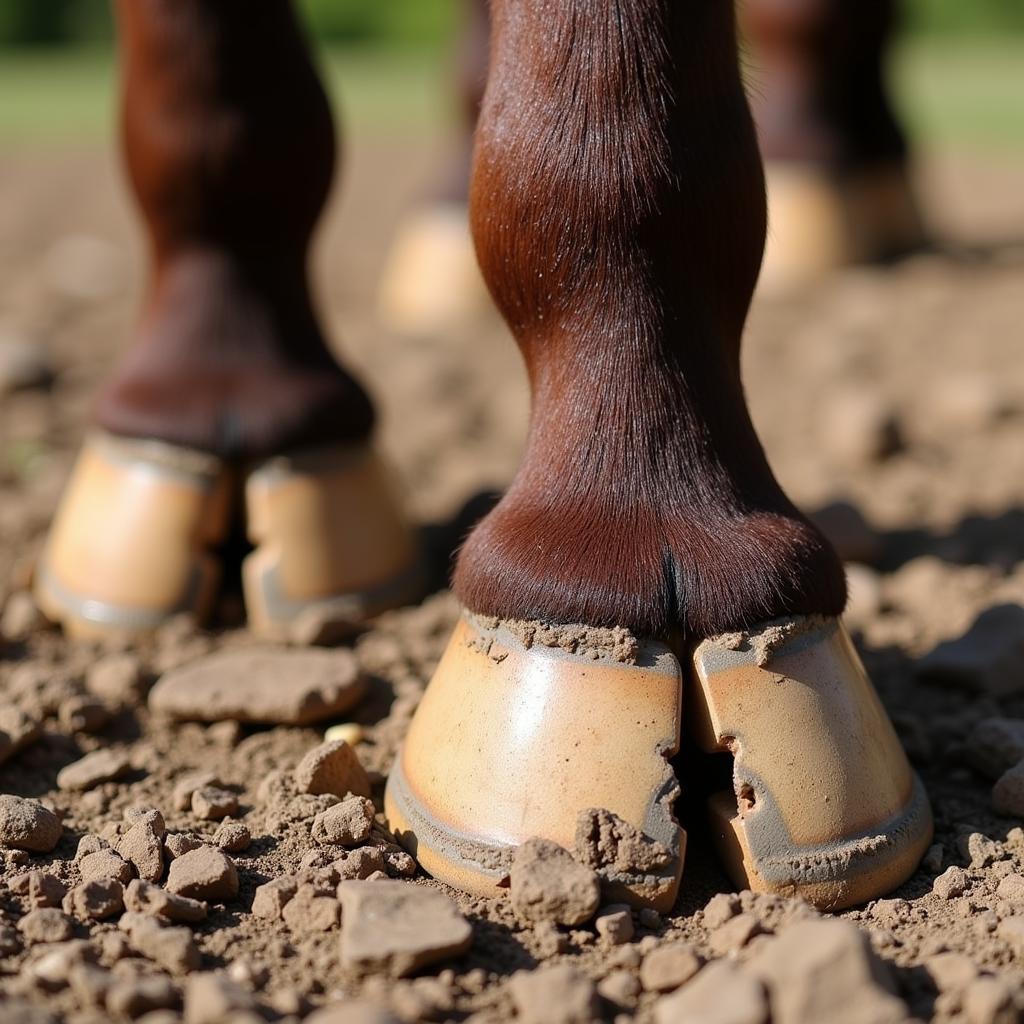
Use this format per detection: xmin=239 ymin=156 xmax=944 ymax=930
xmin=386 ymin=0 xmax=931 ymax=910
xmin=35 ymin=0 xmax=420 ymax=640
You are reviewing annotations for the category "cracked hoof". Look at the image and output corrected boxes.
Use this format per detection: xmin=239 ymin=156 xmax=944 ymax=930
xmin=242 ymin=443 xmax=423 ymax=641
xmin=384 ymin=612 xmax=686 ymax=910
xmin=759 ymin=161 xmax=927 ymax=296
xmin=34 ymin=432 xmax=231 ymax=638
xmin=690 ymin=616 xmax=933 ymax=910
xmin=376 ymin=204 xmax=491 ymax=335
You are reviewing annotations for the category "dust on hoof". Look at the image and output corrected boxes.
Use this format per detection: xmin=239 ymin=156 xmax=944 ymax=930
xmin=149 ymin=648 xmax=366 ymax=725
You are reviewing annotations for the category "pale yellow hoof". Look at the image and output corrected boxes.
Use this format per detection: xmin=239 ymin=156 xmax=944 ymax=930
xmin=376 ymin=204 xmax=491 ymax=335
xmin=759 ymin=161 xmax=926 ymax=296
xmin=384 ymin=613 xmax=686 ymax=910
xmin=33 ymin=432 xmax=231 ymax=639
xmin=243 ymin=443 xmax=423 ymax=641
xmin=690 ymin=616 xmax=932 ymax=910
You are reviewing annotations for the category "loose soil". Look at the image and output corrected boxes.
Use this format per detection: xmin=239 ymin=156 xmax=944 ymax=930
xmin=1 ymin=143 xmax=1024 ymax=1023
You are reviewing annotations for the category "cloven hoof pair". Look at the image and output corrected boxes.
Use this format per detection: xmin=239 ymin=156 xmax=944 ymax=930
xmin=36 ymin=433 xmax=932 ymax=912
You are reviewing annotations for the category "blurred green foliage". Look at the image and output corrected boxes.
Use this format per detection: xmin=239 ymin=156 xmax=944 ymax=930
xmin=0 ymin=0 xmax=1022 ymax=49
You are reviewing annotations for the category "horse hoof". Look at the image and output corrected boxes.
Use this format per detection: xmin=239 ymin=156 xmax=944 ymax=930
xmin=690 ymin=616 xmax=933 ymax=911
xmin=384 ymin=612 xmax=686 ymax=910
xmin=759 ymin=161 xmax=927 ymax=296
xmin=376 ymin=203 xmax=491 ymax=336
xmin=33 ymin=432 xmax=231 ymax=639
xmin=243 ymin=443 xmax=423 ymax=641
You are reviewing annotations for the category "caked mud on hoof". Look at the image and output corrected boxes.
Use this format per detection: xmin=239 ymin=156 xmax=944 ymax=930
xmin=34 ymin=432 xmax=231 ymax=639
xmin=35 ymin=432 xmax=421 ymax=640
xmin=759 ymin=161 xmax=927 ymax=296
xmin=383 ymin=612 xmax=686 ymax=911
xmin=376 ymin=204 xmax=492 ymax=336
xmin=690 ymin=616 xmax=933 ymax=911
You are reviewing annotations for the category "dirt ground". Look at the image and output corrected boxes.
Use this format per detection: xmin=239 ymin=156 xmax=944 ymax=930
xmin=2 ymin=140 xmax=1024 ymax=1024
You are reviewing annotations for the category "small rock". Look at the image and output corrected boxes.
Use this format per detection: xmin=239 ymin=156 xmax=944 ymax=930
xmin=654 ymin=961 xmax=767 ymax=1024
xmin=10 ymin=870 xmax=66 ymax=908
xmin=597 ymin=969 xmax=641 ymax=1008
xmin=191 ymin=786 xmax=238 ymax=821
xmin=933 ymin=866 xmax=970 ymax=900
xmin=124 ymin=879 xmax=207 ymax=923
xmin=996 ymin=873 xmax=1024 ymax=903
xmin=29 ymin=940 xmax=96 ymax=989
xmin=923 ymin=843 xmax=944 ymax=873
xmin=312 ymin=797 xmax=375 ymax=847
xmin=58 ymin=695 xmax=110 ymax=734
xmin=252 ymin=877 xmax=298 ymax=920
xmin=968 ymin=718 xmax=1024 ymax=779
xmin=164 ymin=832 xmax=204 ymax=860
xmin=0 ymin=794 xmax=62 ymax=851
xmin=79 ymin=848 xmax=133 ymax=885
xmin=0 ymin=704 xmax=42 ymax=765
xmin=324 ymin=722 xmax=365 ymax=746
xmin=917 ymin=605 xmax=1024 ymax=696
xmin=117 ymin=820 xmax=165 ymax=882
xmin=56 ymin=748 xmax=132 ymax=791
xmin=710 ymin=912 xmax=765 ymax=955
xmin=120 ymin=912 xmax=200 ymax=974
xmin=640 ymin=942 xmax=702 ymax=992
xmin=172 ymin=771 xmax=219 ymax=812
xmin=334 ymin=846 xmax=386 ymax=881
xmin=993 ymin=760 xmax=1024 ymax=817
xmin=214 ymin=820 xmax=251 ymax=853
xmin=281 ymin=883 xmax=340 ymax=932
xmin=338 ymin=879 xmax=472 ymax=976
xmin=75 ymin=834 xmax=109 ymax=861
xmin=510 ymin=964 xmax=600 ymax=1024
xmin=961 ymin=832 xmax=1003 ymax=869
xmin=703 ymin=892 xmax=741 ymax=929
xmin=594 ymin=905 xmax=634 ymax=946
xmin=63 ymin=879 xmax=124 ymax=920
xmin=124 ymin=806 xmax=166 ymax=836
xmin=183 ymin=973 xmax=256 ymax=1024
xmin=294 ymin=740 xmax=372 ymax=798
xmin=85 ymin=653 xmax=144 ymax=704
xmin=18 ymin=908 xmax=74 ymax=943
xmin=746 ymin=919 xmax=906 ymax=1024
xmin=106 ymin=975 xmax=179 ymax=1018
xmin=166 ymin=846 xmax=238 ymax=902
xmin=149 ymin=648 xmax=366 ymax=725
xmin=510 ymin=838 xmax=601 ymax=927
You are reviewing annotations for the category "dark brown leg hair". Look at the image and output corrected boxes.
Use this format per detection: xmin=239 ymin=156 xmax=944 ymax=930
xmin=94 ymin=0 xmax=373 ymax=459
xmin=453 ymin=0 xmax=846 ymax=640
xmin=741 ymin=0 xmax=907 ymax=168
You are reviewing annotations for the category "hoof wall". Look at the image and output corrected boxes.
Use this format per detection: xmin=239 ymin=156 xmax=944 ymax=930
xmin=690 ymin=616 xmax=933 ymax=910
xmin=384 ymin=613 xmax=686 ymax=911
xmin=33 ymin=432 xmax=230 ymax=639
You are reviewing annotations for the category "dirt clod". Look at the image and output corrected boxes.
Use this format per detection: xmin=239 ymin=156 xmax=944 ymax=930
xmin=0 ymin=704 xmax=41 ymax=764
xmin=56 ymin=748 xmax=132 ymax=791
xmin=190 ymin=785 xmax=238 ymax=821
xmin=124 ymin=879 xmax=207 ymax=923
xmin=511 ymin=838 xmax=601 ymax=927
xmin=10 ymin=870 xmax=66 ymax=908
xmin=654 ymin=960 xmax=768 ymax=1024
xmin=640 ymin=942 xmax=702 ymax=992
xmin=294 ymin=739 xmax=372 ymax=799
xmin=510 ymin=964 xmax=600 ymax=1024
xmin=312 ymin=796 xmax=375 ymax=846
xmin=0 ymin=794 xmax=62 ymax=852
xmin=17 ymin=908 xmax=74 ymax=944
xmin=166 ymin=846 xmax=239 ymax=902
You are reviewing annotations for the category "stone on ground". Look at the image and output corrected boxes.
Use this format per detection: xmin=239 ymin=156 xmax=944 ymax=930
xmin=654 ymin=961 xmax=768 ymax=1024
xmin=594 ymin=905 xmax=634 ymax=946
xmin=79 ymin=848 xmax=132 ymax=885
xmin=124 ymin=879 xmax=207 ymax=923
xmin=190 ymin=786 xmax=238 ymax=821
xmin=62 ymin=879 xmax=124 ymax=920
xmin=166 ymin=846 xmax=239 ymax=902
xmin=9 ymin=870 xmax=66 ymax=908
xmin=282 ymin=883 xmax=341 ymax=933
xmin=510 ymin=837 xmax=601 ymax=927
xmin=0 ymin=794 xmax=62 ymax=851
xmin=640 ymin=942 xmax=703 ymax=992
xmin=149 ymin=648 xmax=366 ymax=725
xmin=338 ymin=880 xmax=472 ymax=977
xmin=312 ymin=797 xmax=375 ymax=846
xmin=0 ymin=704 xmax=41 ymax=765
xmin=510 ymin=964 xmax=600 ymax=1024
xmin=294 ymin=740 xmax=372 ymax=798
xmin=56 ymin=749 xmax=132 ymax=791
xmin=119 ymin=912 xmax=200 ymax=974
xmin=967 ymin=718 xmax=1024 ymax=779
xmin=117 ymin=819 xmax=165 ymax=882
xmin=183 ymin=973 xmax=256 ymax=1024
xmin=17 ymin=908 xmax=74 ymax=944
xmin=252 ymin=877 xmax=298 ymax=921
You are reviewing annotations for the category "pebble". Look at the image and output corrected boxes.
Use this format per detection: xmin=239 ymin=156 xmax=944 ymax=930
xmin=10 ymin=870 xmax=66 ymax=908
xmin=172 ymin=772 xmax=219 ymax=812
xmin=149 ymin=648 xmax=367 ymax=725
xmin=334 ymin=847 xmax=386 ymax=882
xmin=0 ymin=704 xmax=42 ymax=765
xmin=75 ymin=834 xmax=108 ymax=861
xmin=191 ymin=786 xmax=238 ymax=821
xmin=18 ymin=908 xmax=74 ymax=944
xmin=281 ymin=883 xmax=341 ymax=933
xmin=183 ymin=973 xmax=256 ymax=1024
xmin=164 ymin=832 xmax=204 ymax=860
xmin=106 ymin=975 xmax=179 ymax=1018
xmin=933 ymin=866 xmax=970 ymax=900
xmin=597 ymin=969 xmax=641 ymax=1008
xmin=56 ymin=748 xmax=132 ymax=791
xmin=510 ymin=838 xmax=601 ymax=927
xmin=640 ymin=942 xmax=702 ymax=992
xmin=0 ymin=794 xmax=62 ymax=852
xmin=294 ymin=740 xmax=372 ymax=799
xmin=654 ymin=961 xmax=767 ymax=1024
xmin=58 ymin=695 xmax=110 ymax=734
xmin=338 ymin=879 xmax=472 ymax=976
xmin=213 ymin=820 xmax=251 ymax=853
xmin=79 ymin=848 xmax=133 ymax=885
xmin=703 ymin=892 xmax=740 ymax=929
xmin=312 ymin=797 xmax=375 ymax=847
xmin=594 ymin=905 xmax=634 ymax=946
xmin=996 ymin=873 xmax=1024 ymax=903
xmin=166 ymin=846 xmax=239 ymax=902
xmin=993 ymin=760 xmax=1024 ymax=817
xmin=746 ymin=919 xmax=907 ymax=1024
xmin=510 ymin=964 xmax=600 ymax=1024
xmin=917 ymin=604 xmax=1024 ymax=696
xmin=967 ymin=718 xmax=1024 ymax=779
xmin=252 ymin=877 xmax=298 ymax=921
xmin=324 ymin=722 xmax=365 ymax=746
xmin=709 ymin=911 xmax=765 ymax=955
xmin=124 ymin=879 xmax=207 ymax=923
xmin=85 ymin=652 xmax=144 ymax=705
xmin=119 ymin=912 xmax=200 ymax=974
xmin=117 ymin=819 xmax=165 ymax=882
xmin=63 ymin=879 xmax=124 ymax=920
